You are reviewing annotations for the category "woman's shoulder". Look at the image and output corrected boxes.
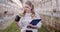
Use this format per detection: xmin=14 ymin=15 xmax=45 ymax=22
xmin=35 ymin=13 xmax=41 ymax=19
xmin=35 ymin=13 xmax=39 ymax=16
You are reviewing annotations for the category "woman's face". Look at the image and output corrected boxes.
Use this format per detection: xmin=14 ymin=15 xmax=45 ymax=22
xmin=24 ymin=4 xmax=32 ymax=13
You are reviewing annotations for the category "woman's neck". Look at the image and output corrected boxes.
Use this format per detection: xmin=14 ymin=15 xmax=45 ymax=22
xmin=26 ymin=10 xmax=31 ymax=13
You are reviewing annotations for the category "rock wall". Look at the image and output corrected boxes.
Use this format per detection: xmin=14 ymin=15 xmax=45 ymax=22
xmin=0 ymin=0 xmax=23 ymax=30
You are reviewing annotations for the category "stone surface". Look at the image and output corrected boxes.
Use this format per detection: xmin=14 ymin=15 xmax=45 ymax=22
xmin=0 ymin=0 xmax=23 ymax=30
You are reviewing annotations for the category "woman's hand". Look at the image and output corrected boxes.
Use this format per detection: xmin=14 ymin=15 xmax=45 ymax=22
xmin=15 ymin=22 xmax=20 ymax=28
xmin=27 ymin=24 xmax=38 ymax=29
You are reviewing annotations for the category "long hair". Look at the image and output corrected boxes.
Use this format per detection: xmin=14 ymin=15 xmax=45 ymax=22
xmin=23 ymin=1 xmax=35 ymax=18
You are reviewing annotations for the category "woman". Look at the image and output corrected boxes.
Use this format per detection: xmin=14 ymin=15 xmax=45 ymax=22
xmin=18 ymin=1 xmax=42 ymax=32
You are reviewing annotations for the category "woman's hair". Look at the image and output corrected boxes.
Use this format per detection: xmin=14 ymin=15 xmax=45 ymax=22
xmin=23 ymin=1 xmax=35 ymax=18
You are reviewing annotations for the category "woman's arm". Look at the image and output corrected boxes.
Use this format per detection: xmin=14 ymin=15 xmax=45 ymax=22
xmin=15 ymin=15 xmax=21 ymax=28
xmin=35 ymin=13 xmax=42 ymax=29
xmin=18 ymin=17 xmax=24 ymax=29
xmin=36 ymin=21 xmax=42 ymax=29
xmin=15 ymin=22 xmax=20 ymax=28
xmin=27 ymin=24 xmax=38 ymax=29
xmin=27 ymin=22 xmax=42 ymax=29
xmin=27 ymin=15 xmax=42 ymax=29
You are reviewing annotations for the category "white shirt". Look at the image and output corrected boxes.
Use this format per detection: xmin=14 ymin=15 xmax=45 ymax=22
xmin=18 ymin=13 xmax=42 ymax=32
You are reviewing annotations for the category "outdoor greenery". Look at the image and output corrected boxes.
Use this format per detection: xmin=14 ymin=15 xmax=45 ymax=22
xmin=3 ymin=22 xmax=48 ymax=32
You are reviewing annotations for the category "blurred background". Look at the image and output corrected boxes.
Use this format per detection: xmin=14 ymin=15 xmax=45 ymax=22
xmin=0 ymin=0 xmax=60 ymax=32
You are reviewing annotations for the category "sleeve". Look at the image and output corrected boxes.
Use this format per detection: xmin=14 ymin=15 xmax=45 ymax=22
xmin=35 ymin=13 xmax=41 ymax=19
xmin=37 ymin=21 xmax=42 ymax=28
xmin=35 ymin=13 xmax=42 ymax=28
xmin=18 ymin=17 xmax=23 ymax=28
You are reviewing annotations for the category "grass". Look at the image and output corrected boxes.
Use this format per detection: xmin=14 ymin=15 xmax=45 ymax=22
xmin=3 ymin=22 xmax=48 ymax=32
xmin=3 ymin=22 xmax=20 ymax=32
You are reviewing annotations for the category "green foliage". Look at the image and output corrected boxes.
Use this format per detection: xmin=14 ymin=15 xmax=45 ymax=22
xmin=3 ymin=22 xmax=19 ymax=32
xmin=3 ymin=22 xmax=48 ymax=32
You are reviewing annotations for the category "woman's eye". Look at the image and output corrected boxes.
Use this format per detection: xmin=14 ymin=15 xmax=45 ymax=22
xmin=25 ymin=7 xmax=29 ymax=8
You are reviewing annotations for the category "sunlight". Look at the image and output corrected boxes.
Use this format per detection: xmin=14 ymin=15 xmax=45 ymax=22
xmin=12 ymin=0 xmax=23 ymax=8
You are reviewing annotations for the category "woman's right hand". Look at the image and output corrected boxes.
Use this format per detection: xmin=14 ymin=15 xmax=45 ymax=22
xmin=27 ymin=24 xmax=38 ymax=29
